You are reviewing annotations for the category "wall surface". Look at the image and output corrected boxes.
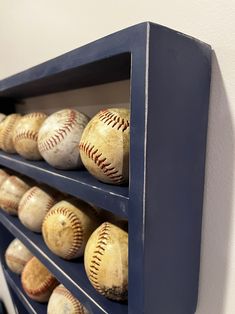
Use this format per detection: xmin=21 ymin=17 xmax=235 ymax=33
xmin=0 ymin=1 xmax=235 ymax=313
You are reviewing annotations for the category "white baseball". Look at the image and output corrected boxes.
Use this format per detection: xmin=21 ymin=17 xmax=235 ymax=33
xmin=0 ymin=113 xmax=22 ymax=153
xmin=47 ymin=284 xmax=90 ymax=314
xmin=5 ymin=238 xmax=33 ymax=274
xmin=84 ymin=222 xmax=128 ymax=301
xmin=42 ymin=199 xmax=100 ymax=259
xmin=18 ymin=186 xmax=58 ymax=232
xmin=38 ymin=109 xmax=89 ymax=169
xmin=79 ymin=108 xmax=130 ymax=185
xmin=22 ymin=257 xmax=59 ymax=302
xmin=0 ymin=169 xmax=10 ymax=186
xmin=13 ymin=112 xmax=47 ymax=160
xmin=0 ymin=175 xmax=32 ymax=215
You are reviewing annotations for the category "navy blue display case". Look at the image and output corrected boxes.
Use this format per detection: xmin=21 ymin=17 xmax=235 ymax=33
xmin=0 ymin=22 xmax=211 ymax=314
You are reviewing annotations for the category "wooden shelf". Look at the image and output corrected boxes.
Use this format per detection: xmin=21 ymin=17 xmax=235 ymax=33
xmin=0 ymin=209 xmax=128 ymax=314
xmin=0 ymin=151 xmax=129 ymax=218
xmin=0 ymin=21 xmax=211 ymax=313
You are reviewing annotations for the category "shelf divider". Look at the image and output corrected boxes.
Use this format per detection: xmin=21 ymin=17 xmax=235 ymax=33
xmin=0 ymin=151 xmax=129 ymax=218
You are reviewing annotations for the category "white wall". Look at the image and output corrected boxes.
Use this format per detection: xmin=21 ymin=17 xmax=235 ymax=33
xmin=0 ymin=1 xmax=235 ymax=313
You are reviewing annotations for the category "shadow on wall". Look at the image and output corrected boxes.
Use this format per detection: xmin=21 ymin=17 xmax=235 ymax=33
xmin=196 ymin=51 xmax=234 ymax=314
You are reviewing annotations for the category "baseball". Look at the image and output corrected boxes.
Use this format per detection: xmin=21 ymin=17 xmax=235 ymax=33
xmin=0 ymin=175 xmax=32 ymax=215
xmin=0 ymin=113 xmax=21 ymax=153
xmin=5 ymin=238 xmax=33 ymax=274
xmin=18 ymin=186 xmax=58 ymax=233
xmin=79 ymin=108 xmax=130 ymax=185
xmin=38 ymin=109 xmax=89 ymax=169
xmin=0 ymin=169 xmax=10 ymax=186
xmin=42 ymin=199 xmax=99 ymax=260
xmin=13 ymin=112 xmax=47 ymax=160
xmin=47 ymin=284 xmax=90 ymax=314
xmin=0 ymin=113 xmax=6 ymax=149
xmin=84 ymin=222 xmax=128 ymax=301
xmin=0 ymin=113 xmax=6 ymax=123
xmin=22 ymin=257 xmax=59 ymax=302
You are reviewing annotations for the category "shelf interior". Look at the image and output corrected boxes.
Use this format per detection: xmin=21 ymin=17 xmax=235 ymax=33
xmin=0 ymin=209 xmax=128 ymax=314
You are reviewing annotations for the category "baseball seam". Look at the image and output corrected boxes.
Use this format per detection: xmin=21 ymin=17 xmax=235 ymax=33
xmin=79 ymin=142 xmax=124 ymax=183
xmin=0 ymin=115 xmax=20 ymax=150
xmin=45 ymin=206 xmax=83 ymax=259
xmin=24 ymin=112 xmax=46 ymax=119
xmin=14 ymin=129 xmax=38 ymax=143
xmin=88 ymin=222 xmax=111 ymax=295
xmin=22 ymin=274 xmax=58 ymax=297
xmin=38 ymin=110 xmax=82 ymax=153
xmin=54 ymin=286 xmax=85 ymax=313
xmin=18 ymin=187 xmax=56 ymax=214
xmin=98 ymin=110 xmax=130 ymax=132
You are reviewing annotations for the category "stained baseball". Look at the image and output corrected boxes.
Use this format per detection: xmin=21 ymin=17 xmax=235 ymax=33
xmin=18 ymin=186 xmax=58 ymax=232
xmin=84 ymin=222 xmax=128 ymax=301
xmin=0 ymin=113 xmax=6 ymax=123
xmin=0 ymin=169 xmax=10 ymax=186
xmin=0 ymin=175 xmax=31 ymax=215
xmin=5 ymin=238 xmax=33 ymax=274
xmin=0 ymin=114 xmax=6 ymax=149
xmin=47 ymin=284 xmax=90 ymax=314
xmin=13 ymin=112 xmax=47 ymax=160
xmin=42 ymin=199 xmax=99 ymax=259
xmin=79 ymin=108 xmax=130 ymax=185
xmin=38 ymin=109 xmax=89 ymax=169
xmin=0 ymin=113 xmax=21 ymax=153
xmin=22 ymin=257 xmax=58 ymax=302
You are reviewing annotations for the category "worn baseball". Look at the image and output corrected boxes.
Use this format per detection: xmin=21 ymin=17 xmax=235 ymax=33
xmin=47 ymin=284 xmax=90 ymax=314
xmin=84 ymin=222 xmax=128 ymax=301
xmin=0 ymin=113 xmax=6 ymax=123
xmin=79 ymin=108 xmax=130 ymax=185
xmin=38 ymin=109 xmax=89 ymax=169
xmin=0 ymin=113 xmax=21 ymax=153
xmin=0 ymin=169 xmax=10 ymax=186
xmin=5 ymin=238 xmax=33 ymax=274
xmin=13 ymin=112 xmax=47 ymax=160
xmin=22 ymin=257 xmax=59 ymax=302
xmin=18 ymin=186 xmax=58 ymax=232
xmin=42 ymin=199 xmax=99 ymax=259
xmin=0 ymin=175 xmax=32 ymax=215
xmin=0 ymin=114 xmax=6 ymax=149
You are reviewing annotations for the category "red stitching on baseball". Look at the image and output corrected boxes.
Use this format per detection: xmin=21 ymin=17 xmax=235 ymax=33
xmin=45 ymin=206 xmax=83 ymax=259
xmin=38 ymin=110 xmax=81 ymax=153
xmin=14 ymin=129 xmax=38 ymax=143
xmin=79 ymin=142 xmax=124 ymax=183
xmin=25 ymin=112 xmax=46 ymax=119
xmin=98 ymin=109 xmax=130 ymax=132
xmin=0 ymin=115 xmax=20 ymax=149
xmin=53 ymin=286 xmax=85 ymax=313
xmin=18 ymin=186 xmax=38 ymax=214
xmin=88 ymin=222 xmax=111 ymax=295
